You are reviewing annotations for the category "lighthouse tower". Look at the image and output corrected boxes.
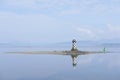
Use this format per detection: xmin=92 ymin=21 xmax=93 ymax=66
xmin=71 ymin=39 xmax=78 ymax=51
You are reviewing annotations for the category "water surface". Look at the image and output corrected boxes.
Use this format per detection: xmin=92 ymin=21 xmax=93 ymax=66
xmin=0 ymin=45 xmax=120 ymax=80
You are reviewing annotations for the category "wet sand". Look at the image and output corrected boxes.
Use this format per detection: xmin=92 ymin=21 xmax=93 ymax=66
xmin=7 ymin=50 xmax=106 ymax=55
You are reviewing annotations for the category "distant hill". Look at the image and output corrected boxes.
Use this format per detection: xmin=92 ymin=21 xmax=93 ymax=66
xmin=101 ymin=43 xmax=120 ymax=47
xmin=0 ymin=40 xmax=120 ymax=47
xmin=54 ymin=40 xmax=120 ymax=47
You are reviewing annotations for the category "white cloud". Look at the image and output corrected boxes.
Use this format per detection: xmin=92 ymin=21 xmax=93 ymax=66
xmin=77 ymin=24 xmax=120 ymax=40
xmin=76 ymin=26 xmax=97 ymax=40
xmin=77 ymin=27 xmax=95 ymax=37
xmin=0 ymin=12 xmax=62 ymax=42
xmin=3 ymin=0 xmax=35 ymax=8
xmin=0 ymin=11 xmax=83 ymax=43
xmin=107 ymin=24 xmax=120 ymax=32
xmin=1 ymin=0 xmax=120 ymax=16
xmin=1 ymin=0 xmax=118 ymax=9
xmin=2 ymin=0 xmax=75 ymax=9
xmin=59 ymin=9 xmax=81 ymax=16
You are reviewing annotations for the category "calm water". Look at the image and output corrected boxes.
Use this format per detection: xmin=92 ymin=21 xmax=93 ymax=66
xmin=0 ymin=46 xmax=120 ymax=80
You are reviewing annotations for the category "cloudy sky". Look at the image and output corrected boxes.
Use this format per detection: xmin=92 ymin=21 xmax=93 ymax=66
xmin=0 ymin=0 xmax=120 ymax=43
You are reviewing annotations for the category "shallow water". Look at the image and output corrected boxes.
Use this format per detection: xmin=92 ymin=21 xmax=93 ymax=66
xmin=0 ymin=46 xmax=120 ymax=80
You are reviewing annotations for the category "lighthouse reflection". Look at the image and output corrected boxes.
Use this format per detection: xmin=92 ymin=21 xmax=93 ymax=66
xmin=71 ymin=54 xmax=78 ymax=68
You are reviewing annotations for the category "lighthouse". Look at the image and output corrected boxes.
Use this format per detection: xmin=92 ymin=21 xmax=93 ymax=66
xmin=71 ymin=39 xmax=78 ymax=51
xmin=71 ymin=39 xmax=78 ymax=68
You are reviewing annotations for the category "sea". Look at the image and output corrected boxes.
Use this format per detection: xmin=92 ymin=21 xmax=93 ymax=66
xmin=0 ymin=43 xmax=120 ymax=80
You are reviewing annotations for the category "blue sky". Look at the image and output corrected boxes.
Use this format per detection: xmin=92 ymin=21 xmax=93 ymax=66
xmin=0 ymin=0 xmax=120 ymax=43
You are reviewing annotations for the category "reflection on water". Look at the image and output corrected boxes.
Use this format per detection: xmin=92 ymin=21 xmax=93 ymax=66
xmin=0 ymin=46 xmax=120 ymax=80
